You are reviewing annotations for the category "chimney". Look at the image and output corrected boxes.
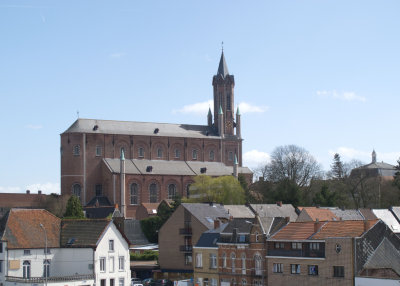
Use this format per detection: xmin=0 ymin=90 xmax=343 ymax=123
xmin=277 ymin=201 xmax=282 ymax=207
xmin=115 ymin=203 xmax=119 ymax=209
xmin=38 ymin=190 xmax=42 ymax=195
xmin=363 ymin=220 xmax=372 ymax=232
xmin=314 ymin=218 xmax=323 ymax=233
xmin=214 ymin=219 xmax=220 ymax=229
xmin=26 ymin=190 xmax=30 ymax=194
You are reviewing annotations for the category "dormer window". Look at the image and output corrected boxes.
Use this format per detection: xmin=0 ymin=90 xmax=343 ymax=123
xmin=138 ymin=147 xmax=144 ymax=158
xmin=174 ymin=149 xmax=181 ymax=159
xmin=209 ymin=150 xmax=215 ymax=161
xmin=73 ymin=145 xmax=80 ymax=156
xmin=24 ymin=249 xmax=31 ymax=255
xmin=192 ymin=149 xmax=198 ymax=160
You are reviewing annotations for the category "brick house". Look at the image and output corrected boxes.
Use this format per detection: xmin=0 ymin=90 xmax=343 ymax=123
xmin=60 ymin=52 xmax=252 ymax=218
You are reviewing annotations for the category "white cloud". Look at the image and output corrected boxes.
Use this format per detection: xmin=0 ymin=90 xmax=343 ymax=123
xmin=25 ymin=182 xmax=60 ymax=195
xmin=0 ymin=186 xmax=22 ymax=193
xmin=173 ymin=100 xmax=268 ymax=115
xmin=328 ymin=147 xmax=400 ymax=164
xmin=317 ymin=90 xmax=366 ymax=102
xmin=110 ymin=52 xmax=126 ymax=59
xmin=243 ymin=149 xmax=270 ymax=168
xmin=26 ymin=124 xmax=43 ymax=130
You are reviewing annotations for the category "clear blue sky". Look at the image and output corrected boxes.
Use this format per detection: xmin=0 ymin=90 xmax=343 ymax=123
xmin=1 ymin=0 xmax=399 ymax=194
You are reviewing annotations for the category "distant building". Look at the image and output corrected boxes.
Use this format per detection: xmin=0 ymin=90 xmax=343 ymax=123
xmin=0 ymin=190 xmax=48 ymax=219
xmin=60 ymin=52 xmax=252 ymax=218
xmin=351 ymin=150 xmax=397 ymax=180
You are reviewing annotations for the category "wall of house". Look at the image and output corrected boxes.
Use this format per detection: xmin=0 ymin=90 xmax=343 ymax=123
xmin=193 ymin=247 xmax=219 ymax=286
xmin=94 ymin=222 xmax=130 ymax=286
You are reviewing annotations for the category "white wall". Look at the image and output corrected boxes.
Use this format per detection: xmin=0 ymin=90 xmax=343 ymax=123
xmin=0 ymin=241 xmax=7 ymax=285
xmin=355 ymin=277 xmax=400 ymax=286
xmin=95 ymin=222 xmax=131 ymax=286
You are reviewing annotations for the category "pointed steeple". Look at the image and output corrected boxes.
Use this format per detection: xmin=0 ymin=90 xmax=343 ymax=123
xmin=217 ymin=51 xmax=229 ymax=77
xmin=219 ymin=105 xmax=223 ymax=115
xmin=208 ymin=107 xmax=212 ymax=116
xmin=207 ymin=107 xmax=212 ymax=127
xmin=372 ymin=149 xmax=377 ymax=163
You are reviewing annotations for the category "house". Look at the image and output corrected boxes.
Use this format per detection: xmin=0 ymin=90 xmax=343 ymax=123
xmin=0 ymin=191 xmax=48 ymax=219
xmin=135 ymin=203 xmax=160 ymax=220
xmin=372 ymin=209 xmax=400 ymax=234
xmin=249 ymin=203 xmax=298 ymax=222
xmin=0 ymin=208 xmax=131 ymax=286
xmin=296 ymin=207 xmax=365 ymax=222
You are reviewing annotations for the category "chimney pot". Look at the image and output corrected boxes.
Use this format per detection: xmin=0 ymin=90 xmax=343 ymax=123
xmin=38 ymin=190 xmax=42 ymax=195
xmin=26 ymin=190 xmax=30 ymax=194
xmin=277 ymin=201 xmax=282 ymax=207
xmin=214 ymin=220 xmax=220 ymax=229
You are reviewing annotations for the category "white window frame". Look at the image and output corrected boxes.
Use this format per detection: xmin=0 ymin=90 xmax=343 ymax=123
xmin=118 ymin=256 xmax=125 ymax=271
xmin=119 ymin=278 xmax=124 ymax=286
xmin=196 ymin=253 xmax=203 ymax=268
xmin=210 ymin=253 xmax=217 ymax=269
xmin=100 ymin=257 xmax=106 ymax=272
xmin=109 ymin=256 xmax=115 ymax=273
xmin=273 ymin=263 xmax=283 ymax=273
xmin=109 ymin=240 xmax=114 ymax=252
xmin=292 ymin=242 xmax=302 ymax=250
xmin=291 ymin=264 xmax=301 ymax=274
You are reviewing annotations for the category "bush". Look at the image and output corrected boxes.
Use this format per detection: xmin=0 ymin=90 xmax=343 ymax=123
xmin=130 ymin=250 xmax=158 ymax=261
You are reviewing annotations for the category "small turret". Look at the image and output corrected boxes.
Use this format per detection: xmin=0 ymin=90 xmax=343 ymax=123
xmin=233 ymin=154 xmax=238 ymax=178
xmin=207 ymin=107 xmax=213 ymax=127
xmin=120 ymin=149 xmax=126 ymax=217
xmin=236 ymin=106 xmax=241 ymax=138
xmin=218 ymin=105 xmax=224 ymax=138
xmin=372 ymin=149 xmax=377 ymax=164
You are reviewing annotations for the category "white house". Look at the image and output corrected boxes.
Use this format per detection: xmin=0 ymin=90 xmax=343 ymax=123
xmin=0 ymin=209 xmax=131 ymax=286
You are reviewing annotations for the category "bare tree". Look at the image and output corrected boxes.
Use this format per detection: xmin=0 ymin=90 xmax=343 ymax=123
xmin=265 ymin=145 xmax=322 ymax=187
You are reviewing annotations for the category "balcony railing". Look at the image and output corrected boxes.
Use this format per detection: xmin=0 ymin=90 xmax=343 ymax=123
xmin=179 ymin=228 xmax=192 ymax=235
xmin=6 ymin=274 xmax=95 ymax=283
xmin=179 ymin=245 xmax=193 ymax=252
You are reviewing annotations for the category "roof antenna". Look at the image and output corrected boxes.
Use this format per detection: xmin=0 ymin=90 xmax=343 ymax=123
xmin=77 ymin=110 xmax=80 ymax=119
xmin=221 ymin=41 xmax=224 ymax=52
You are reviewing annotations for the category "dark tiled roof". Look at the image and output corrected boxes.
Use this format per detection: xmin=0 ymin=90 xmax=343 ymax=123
xmin=260 ymin=217 xmax=288 ymax=236
xmin=222 ymin=218 xmax=255 ymax=234
xmin=182 ymin=203 xmax=230 ymax=229
xmin=0 ymin=209 xmax=60 ymax=249
xmin=61 ymin=219 xmax=110 ymax=248
xmin=84 ymin=206 xmax=117 ymax=219
xmin=195 ymin=232 xmax=220 ymax=248
xmin=217 ymin=51 xmax=229 ymax=77
xmin=86 ymin=196 xmax=112 ymax=207
xmin=123 ymin=219 xmax=149 ymax=246
xmin=363 ymin=237 xmax=400 ymax=276
xmin=391 ymin=207 xmax=400 ymax=223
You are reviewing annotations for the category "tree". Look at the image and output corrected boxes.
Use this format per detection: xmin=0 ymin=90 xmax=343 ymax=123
xmin=64 ymin=195 xmax=84 ymax=218
xmin=313 ymin=184 xmax=337 ymax=207
xmin=140 ymin=216 xmax=163 ymax=243
xmin=265 ymin=145 xmax=322 ymax=187
xmin=328 ymin=153 xmax=345 ymax=179
xmin=393 ymin=158 xmax=400 ymax=190
xmin=188 ymin=175 xmax=245 ymax=204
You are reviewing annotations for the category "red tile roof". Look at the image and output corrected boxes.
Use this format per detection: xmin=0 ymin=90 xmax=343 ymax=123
xmin=270 ymin=222 xmax=322 ymax=240
xmin=311 ymin=220 xmax=378 ymax=239
xmin=301 ymin=207 xmax=338 ymax=221
xmin=0 ymin=209 xmax=60 ymax=249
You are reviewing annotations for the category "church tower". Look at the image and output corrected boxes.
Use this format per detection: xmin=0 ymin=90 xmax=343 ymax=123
xmin=212 ymin=51 xmax=235 ymax=136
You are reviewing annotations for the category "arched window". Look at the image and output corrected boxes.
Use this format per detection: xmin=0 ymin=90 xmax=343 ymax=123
xmin=231 ymin=253 xmax=236 ymax=273
xmin=174 ymin=149 xmax=181 ymax=159
xmin=209 ymin=150 xmax=215 ymax=161
xmin=73 ymin=145 xmax=80 ymax=156
xmin=168 ymin=184 xmax=176 ymax=199
xmin=241 ymin=279 xmax=246 ymax=286
xmin=254 ymin=255 xmax=262 ymax=276
xmin=222 ymin=252 xmax=227 ymax=268
xmin=72 ymin=184 xmax=81 ymax=200
xmin=138 ymin=147 xmax=144 ymax=158
xmin=192 ymin=149 xmax=198 ymax=160
xmin=149 ymin=183 xmax=158 ymax=203
xmin=130 ymin=183 xmax=139 ymax=205
xmin=241 ymin=254 xmax=246 ymax=274
xmin=157 ymin=148 xmax=163 ymax=158
xmin=43 ymin=259 xmax=50 ymax=277
xmin=23 ymin=261 xmax=31 ymax=279
xmin=227 ymin=94 xmax=231 ymax=111
xmin=186 ymin=184 xmax=192 ymax=198
xmin=228 ymin=151 xmax=234 ymax=161
xmin=255 ymin=231 xmax=259 ymax=242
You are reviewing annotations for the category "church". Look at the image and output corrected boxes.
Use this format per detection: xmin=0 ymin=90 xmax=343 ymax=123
xmin=60 ymin=51 xmax=252 ymax=218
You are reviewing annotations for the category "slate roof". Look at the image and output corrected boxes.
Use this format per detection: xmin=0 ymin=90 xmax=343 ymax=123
xmin=61 ymin=219 xmax=111 ymax=248
xmin=352 ymin=161 xmax=397 ymax=177
xmin=311 ymin=220 xmax=378 ymax=239
xmin=123 ymin=219 xmax=149 ymax=246
xmin=103 ymin=158 xmax=252 ymax=176
xmin=362 ymin=237 xmax=400 ymax=276
xmin=250 ymin=204 xmax=298 ymax=222
xmin=86 ymin=196 xmax=112 ymax=207
xmin=63 ymin=118 xmax=219 ymax=139
xmin=182 ymin=203 xmax=230 ymax=229
xmin=221 ymin=218 xmax=255 ymax=234
xmin=372 ymin=209 xmax=400 ymax=233
xmin=259 ymin=217 xmax=288 ymax=236
xmin=223 ymin=205 xmax=255 ymax=218
xmin=217 ymin=51 xmax=229 ymax=77
xmin=390 ymin=207 xmax=400 ymax=223
xmin=195 ymin=232 xmax=220 ymax=248
xmin=84 ymin=206 xmax=119 ymax=219
xmin=0 ymin=209 xmax=60 ymax=249
xmin=331 ymin=209 xmax=365 ymax=220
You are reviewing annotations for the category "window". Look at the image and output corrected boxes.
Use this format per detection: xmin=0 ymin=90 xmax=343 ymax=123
xmin=231 ymin=253 xmax=236 ymax=273
xmin=228 ymin=151 xmax=233 ymax=161
xmin=110 ymin=279 xmax=115 ymax=286
xmin=168 ymin=184 xmax=176 ymax=199
xmin=211 ymin=278 xmax=217 ymax=286
xmin=222 ymin=253 xmax=227 ymax=268
xmin=241 ymin=279 xmax=246 ymax=286
xmin=44 ymin=248 xmax=51 ymax=254
xmin=0 ymin=260 xmax=3 ymax=273
xmin=73 ymin=145 xmax=80 ymax=156
xmin=101 ymin=279 xmax=106 ymax=286
xmin=227 ymin=94 xmax=231 ymax=110
xmin=310 ymin=242 xmax=320 ymax=251
xmin=149 ymin=183 xmax=158 ymax=203
xmin=138 ymin=147 xmax=144 ymax=158
xmin=255 ymin=232 xmax=259 ymax=242
xmin=254 ymin=255 xmax=262 ymax=275
xmin=291 ymin=264 xmax=301 ymax=274
xmin=184 ymin=253 xmax=192 ymax=265
xmin=186 ymin=184 xmax=192 ymax=198
xmin=308 ymin=265 xmax=318 ymax=276
xmin=130 ymin=183 xmax=139 ymax=205
xmin=118 ymin=256 xmax=125 ymax=271
xmin=96 ymin=145 xmax=102 ymax=156
xmin=43 ymin=259 xmax=50 ymax=277
xmin=192 ymin=149 xmax=198 ymax=160
xmin=95 ymin=184 xmax=103 ymax=196
xmin=333 ymin=266 xmax=344 ymax=277
xmin=292 ymin=242 xmax=302 ymax=250
xmin=209 ymin=150 xmax=215 ymax=161
xmin=157 ymin=148 xmax=163 ymax=158
xmin=274 ymin=242 xmax=285 ymax=249
xmin=109 ymin=257 xmax=115 ymax=272
xmin=24 ymin=249 xmax=31 ymax=255
xmin=100 ymin=257 xmax=106 ymax=272
xmin=273 ymin=263 xmax=283 ymax=273
xmin=109 ymin=240 xmax=114 ymax=251
xmin=174 ymin=149 xmax=181 ymax=159
xmin=195 ymin=253 xmax=203 ymax=268
xmin=209 ymin=253 xmax=217 ymax=269
xmin=72 ymin=183 xmax=81 ymax=200
xmin=119 ymin=278 xmax=124 ymax=286
xmin=0 ymin=242 xmax=3 ymax=253
xmin=241 ymin=254 xmax=246 ymax=274
xmin=23 ymin=261 xmax=31 ymax=279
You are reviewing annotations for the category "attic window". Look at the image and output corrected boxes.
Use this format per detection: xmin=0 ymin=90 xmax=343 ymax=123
xmin=239 ymin=235 xmax=246 ymax=243
xmin=146 ymin=166 xmax=153 ymax=172
xmin=23 ymin=250 xmax=31 ymax=255
xmin=200 ymin=167 xmax=207 ymax=174
xmin=93 ymin=125 xmax=99 ymax=131
xmin=67 ymin=238 xmax=76 ymax=245
xmin=154 ymin=128 xmax=159 ymax=134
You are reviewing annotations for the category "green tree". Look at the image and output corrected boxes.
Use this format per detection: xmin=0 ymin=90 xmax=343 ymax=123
xmin=140 ymin=216 xmax=163 ymax=243
xmin=393 ymin=158 xmax=400 ymax=190
xmin=313 ymin=184 xmax=337 ymax=206
xmin=63 ymin=195 xmax=84 ymax=218
xmin=329 ymin=153 xmax=345 ymax=179
xmin=273 ymin=179 xmax=302 ymax=207
xmin=188 ymin=175 xmax=245 ymax=204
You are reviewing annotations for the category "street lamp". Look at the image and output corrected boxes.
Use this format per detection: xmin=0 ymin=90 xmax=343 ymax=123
xmin=39 ymin=223 xmax=48 ymax=286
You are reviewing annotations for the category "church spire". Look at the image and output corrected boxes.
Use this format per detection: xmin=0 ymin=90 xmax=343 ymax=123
xmin=372 ymin=149 xmax=377 ymax=163
xmin=217 ymin=51 xmax=229 ymax=77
